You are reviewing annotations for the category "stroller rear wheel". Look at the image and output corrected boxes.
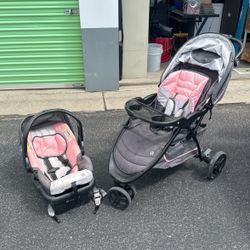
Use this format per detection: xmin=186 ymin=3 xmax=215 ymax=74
xmin=207 ymin=151 xmax=227 ymax=180
xmin=108 ymin=186 xmax=131 ymax=210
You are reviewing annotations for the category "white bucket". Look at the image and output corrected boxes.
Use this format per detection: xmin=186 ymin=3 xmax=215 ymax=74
xmin=147 ymin=43 xmax=163 ymax=72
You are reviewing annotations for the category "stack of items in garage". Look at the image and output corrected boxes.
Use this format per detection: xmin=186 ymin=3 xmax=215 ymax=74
xmin=149 ymin=0 xmax=174 ymax=63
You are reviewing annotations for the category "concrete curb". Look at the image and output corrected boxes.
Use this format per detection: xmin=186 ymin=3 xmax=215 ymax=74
xmin=0 ymin=78 xmax=249 ymax=116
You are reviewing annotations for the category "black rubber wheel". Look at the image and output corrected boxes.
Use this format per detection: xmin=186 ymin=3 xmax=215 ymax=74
xmin=207 ymin=151 xmax=227 ymax=180
xmin=124 ymin=184 xmax=137 ymax=200
xmin=108 ymin=186 xmax=131 ymax=210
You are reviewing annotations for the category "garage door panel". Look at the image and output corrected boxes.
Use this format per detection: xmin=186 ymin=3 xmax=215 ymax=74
xmin=0 ymin=43 xmax=83 ymax=51
xmin=1 ymin=77 xmax=84 ymax=85
xmin=0 ymin=0 xmax=84 ymax=87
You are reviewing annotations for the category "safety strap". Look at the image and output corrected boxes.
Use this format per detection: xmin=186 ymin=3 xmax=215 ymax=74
xmin=164 ymin=93 xmax=177 ymax=116
xmin=165 ymin=93 xmax=190 ymax=117
xmin=92 ymin=187 xmax=107 ymax=214
xmin=43 ymin=158 xmax=57 ymax=180
xmin=57 ymin=155 xmax=71 ymax=175
xmin=72 ymin=181 xmax=80 ymax=204
xmin=44 ymin=155 xmax=72 ymax=180
xmin=57 ymin=155 xmax=70 ymax=167
xmin=205 ymin=98 xmax=214 ymax=120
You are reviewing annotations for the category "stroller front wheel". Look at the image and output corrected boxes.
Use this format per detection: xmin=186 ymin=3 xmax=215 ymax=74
xmin=124 ymin=184 xmax=137 ymax=200
xmin=108 ymin=186 xmax=132 ymax=210
xmin=207 ymin=151 xmax=227 ymax=180
xmin=113 ymin=182 xmax=137 ymax=199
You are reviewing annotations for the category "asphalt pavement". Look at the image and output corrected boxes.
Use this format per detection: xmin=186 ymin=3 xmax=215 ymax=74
xmin=0 ymin=104 xmax=250 ymax=250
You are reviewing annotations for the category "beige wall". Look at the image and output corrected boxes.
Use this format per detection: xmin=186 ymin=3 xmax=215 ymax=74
xmin=122 ymin=0 xmax=150 ymax=79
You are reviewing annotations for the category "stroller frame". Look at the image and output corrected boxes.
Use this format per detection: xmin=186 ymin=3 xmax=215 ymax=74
xmin=108 ymin=33 xmax=243 ymax=210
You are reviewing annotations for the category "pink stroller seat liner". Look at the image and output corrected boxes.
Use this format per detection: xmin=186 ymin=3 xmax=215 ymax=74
xmin=157 ymin=70 xmax=210 ymax=117
xmin=27 ymin=122 xmax=93 ymax=195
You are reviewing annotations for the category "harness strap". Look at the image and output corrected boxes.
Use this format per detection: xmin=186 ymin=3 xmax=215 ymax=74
xmin=43 ymin=158 xmax=57 ymax=180
xmin=57 ymin=155 xmax=70 ymax=167
xmin=72 ymin=181 xmax=80 ymax=204
xmin=205 ymin=98 xmax=214 ymax=120
xmin=182 ymin=98 xmax=190 ymax=109
xmin=57 ymin=155 xmax=71 ymax=175
xmin=166 ymin=93 xmax=191 ymax=117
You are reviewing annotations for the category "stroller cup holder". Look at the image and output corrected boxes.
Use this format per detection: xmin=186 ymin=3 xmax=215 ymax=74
xmin=125 ymin=97 xmax=183 ymax=127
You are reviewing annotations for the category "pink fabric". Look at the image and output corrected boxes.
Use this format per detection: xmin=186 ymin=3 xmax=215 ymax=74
xmin=53 ymin=123 xmax=81 ymax=168
xmin=27 ymin=134 xmax=46 ymax=173
xmin=159 ymin=70 xmax=209 ymax=111
xmin=33 ymin=134 xmax=66 ymax=158
xmin=27 ymin=123 xmax=81 ymax=175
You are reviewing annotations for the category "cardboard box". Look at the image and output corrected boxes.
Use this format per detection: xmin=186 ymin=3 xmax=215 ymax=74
xmin=241 ymin=43 xmax=250 ymax=62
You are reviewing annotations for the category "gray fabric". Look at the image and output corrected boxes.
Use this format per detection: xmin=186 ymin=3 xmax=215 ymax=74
xmin=113 ymin=119 xmax=172 ymax=174
xmin=157 ymin=87 xmax=192 ymax=117
xmin=37 ymin=170 xmax=51 ymax=194
xmin=165 ymin=140 xmax=196 ymax=160
xmin=154 ymin=140 xmax=198 ymax=169
xmin=50 ymin=169 xmax=93 ymax=195
xmin=113 ymin=120 xmax=202 ymax=174
xmin=77 ymin=154 xmax=93 ymax=171
xmin=177 ymin=39 xmax=230 ymax=81
xmin=160 ymin=33 xmax=235 ymax=104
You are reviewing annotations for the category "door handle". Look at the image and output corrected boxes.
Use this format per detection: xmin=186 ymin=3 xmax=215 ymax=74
xmin=64 ymin=8 xmax=79 ymax=15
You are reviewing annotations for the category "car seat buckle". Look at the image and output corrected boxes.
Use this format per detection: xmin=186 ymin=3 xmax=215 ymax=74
xmin=47 ymin=167 xmax=60 ymax=173
xmin=92 ymin=187 xmax=107 ymax=214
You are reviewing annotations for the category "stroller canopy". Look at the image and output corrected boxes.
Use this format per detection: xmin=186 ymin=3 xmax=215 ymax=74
xmin=161 ymin=33 xmax=236 ymax=104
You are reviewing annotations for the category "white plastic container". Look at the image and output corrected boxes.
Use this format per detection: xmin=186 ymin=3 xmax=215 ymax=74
xmin=147 ymin=43 xmax=163 ymax=72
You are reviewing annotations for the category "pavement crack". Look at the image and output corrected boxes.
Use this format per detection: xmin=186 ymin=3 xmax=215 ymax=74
xmin=102 ymin=92 xmax=107 ymax=111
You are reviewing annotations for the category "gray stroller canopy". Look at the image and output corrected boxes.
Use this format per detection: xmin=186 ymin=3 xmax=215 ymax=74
xmin=160 ymin=33 xmax=236 ymax=104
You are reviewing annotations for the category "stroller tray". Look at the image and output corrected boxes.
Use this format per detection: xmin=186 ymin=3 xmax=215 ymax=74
xmin=125 ymin=97 xmax=182 ymax=127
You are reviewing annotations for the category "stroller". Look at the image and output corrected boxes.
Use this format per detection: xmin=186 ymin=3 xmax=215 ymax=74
xmin=20 ymin=109 xmax=104 ymax=222
xmin=108 ymin=33 xmax=243 ymax=210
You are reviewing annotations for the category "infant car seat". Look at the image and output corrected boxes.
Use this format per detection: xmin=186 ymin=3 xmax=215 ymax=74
xmin=20 ymin=109 xmax=105 ymax=222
